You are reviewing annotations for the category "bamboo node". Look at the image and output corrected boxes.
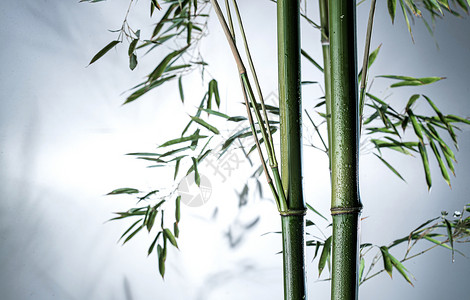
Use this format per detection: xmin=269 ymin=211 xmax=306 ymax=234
xmin=279 ymin=209 xmax=307 ymax=217
xmin=330 ymin=206 xmax=363 ymax=215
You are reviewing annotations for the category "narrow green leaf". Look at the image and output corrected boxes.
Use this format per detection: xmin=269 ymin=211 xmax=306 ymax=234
xmin=159 ymin=133 xmax=207 ymax=148
xmin=418 ymin=142 xmax=432 ymax=190
xmin=175 ymin=196 xmax=181 ymax=222
xmin=380 ymin=246 xmax=394 ymax=278
xmin=148 ymin=231 xmax=162 ymax=256
xmin=163 ymin=228 xmax=178 ymax=249
xmin=128 ymin=36 xmax=139 ymax=56
xmin=119 ymin=219 xmax=142 ymax=242
xmin=148 ymin=46 xmax=189 ymax=82
xmin=429 ymin=139 xmax=451 ymax=187
xmin=301 ymin=49 xmax=323 ymax=73
xmin=388 ymin=0 xmax=397 ymax=23
xmin=359 ymin=257 xmax=366 ymax=283
xmin=405 ymin=94 xmax=420 ymax=112
xmin=399 ymin=0 xmax=414 ymax=41
xmin=358 ymin=44 xmax=382 ymax=84
xmin=191 ymin=157 xmax=200 ymax=186
xmin=198 ymin=108 xmax=230 ymax=119
xmin=190 ymin=116 xmax=220 ymax=134
xmin=129 ymin=53 xmax=138 ymax=70
xmin=107 ymin=188 xmax=139 ymax=195
xmin=386 ymin=248 xmax=415 ymax=286
xmin=306 ymin=203 xmax=328 ymax=221
xmin=374 ymin=153 xmax=406 ymax=181
xmin=88 ymin=40 xmax=120 ymax=65
xmin=157 ymin=244 xmax=166 ymax=278
xmin=146 ymin=209 xmax=157 ymax=232
xmin=318 ymin=236 xmax=332 ymax=276
xmin=174 ymin=221 xmax=179 ymax=238
xmin=409 ymin=110 xmax=424 ymax=143
xmin=123 ymin=224 xmax=143 ymax=245
xmin=444 ymin=218 xmax=455 ymax=262
xmin=178 ymin=76 xmax=184 ymax=103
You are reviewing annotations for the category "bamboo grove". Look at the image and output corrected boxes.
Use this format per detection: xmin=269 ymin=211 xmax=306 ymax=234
xmin=84 ymin=0 xmax=470 ymax=299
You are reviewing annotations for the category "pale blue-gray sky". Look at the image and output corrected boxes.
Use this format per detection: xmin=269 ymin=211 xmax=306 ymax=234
xmin=0 ymin=1 xmax=469 ymax=299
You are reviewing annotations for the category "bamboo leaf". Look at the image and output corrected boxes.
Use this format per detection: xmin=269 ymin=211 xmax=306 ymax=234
xmin=178 ymin=76 xmax=184 ymax=103
xmin=175 ymin=196 xmax=181 ymax=222
xmin=306 ymin=203 xmax=328 ymax=221
xmin=190 ymin=116 xmax=220 ymax=134
xmin=373 ymin=153 xmax=406 ymax=181
xmin=444 ymin=218 xmax=455 ymax=262
xmin=88 ymin=40 xmax=120 ymax=65
xmin=146 ymin=209 xmax=157 ymax=232
xmin=174 ymin=221 xmax=179 ymax=238
xmin=429 ymin=139 xmax=451 ymax=187
xmin=380 ymin=246 xmax=394 ymax=278
xmin=386 ymin=248 xmax=415 ymax=286
xmin=191 ymin=157 xmax=200 ymax=186
xmin=129 ymin=53 xmax=138 ymax=70
xmin=119 ymin=219 xmax=142 ymax=242
xmin=418 ymin=142 xmax=432 ymax=190
xmin=123 ymin=224 xmax=144 ymax=245
xmin=301 ymin=49 xmax=323 ymax=73
xmin=388 ymin=0 xmax=397 ymax=23
xmin=148 ymin=46 xmax=189 ymax=82
xmin=358 ymin=44 xmax=382 ymax=84
xmin=359 ymin=257 xmax=365 ymax=283
xmin=107 ymin=188 xmax=139 ymax=195
xmin=163 ymin=228 xmax=179 ymax=249
xmin=405 ymin=94 xmax=420 ymax=112
xmin=159 ymin=133 xmax=207 ymax=148
xmin=157 ymin=244 xmax=166 ymax=278
xmin=148 ymin=231 xmax=162 ymax=256
xmin=318 ymin=236 xmax=332 ymax=276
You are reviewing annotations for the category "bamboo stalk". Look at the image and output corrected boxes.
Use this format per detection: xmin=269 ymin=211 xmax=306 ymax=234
xmin=359 ymin=0 xmax=377 ymax=131
xmin=319 ymin=0 xmax=332 ymax=171
xmin=329 ymin=0 xmax=362 ymax=299
xmin=277 ymin=0 xmax=307 ymax=299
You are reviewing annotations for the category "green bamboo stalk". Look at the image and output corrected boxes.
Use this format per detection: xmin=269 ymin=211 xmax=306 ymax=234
xmin=277 ymin=0 xmax=307 ymax=299
xmin=329 ymin=0 xmax=362 ymax=299
xmin=319 ymin=0 xmax=332 ymax=171
xmin=359 ymin=0 xmax=377 ymax=131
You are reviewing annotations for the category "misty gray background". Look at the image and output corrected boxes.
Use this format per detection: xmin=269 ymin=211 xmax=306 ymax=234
xmin=0 ymin=0 xmax=469 ymax=299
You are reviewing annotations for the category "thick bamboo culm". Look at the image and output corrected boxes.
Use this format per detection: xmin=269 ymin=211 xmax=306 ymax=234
xmin=277 ymin=0 xmax=307 ymax=299
xmin=329 ymin=0 xmax=362 ymax=299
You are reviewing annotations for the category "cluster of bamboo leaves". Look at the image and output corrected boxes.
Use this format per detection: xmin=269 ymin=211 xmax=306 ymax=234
xmin=304 ymin=201 xmax=470 ymax=285
xmin=86 ymin=0 xmax=470 ymax=282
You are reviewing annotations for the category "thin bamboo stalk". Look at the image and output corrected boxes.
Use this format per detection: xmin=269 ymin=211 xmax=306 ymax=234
xmin=319 ymin=0 xmax=332 ymax=171
xmin=328 ymin=0 xmax=362 ymax=299
xmin=277 ymin=0 xmax=307 ymax=299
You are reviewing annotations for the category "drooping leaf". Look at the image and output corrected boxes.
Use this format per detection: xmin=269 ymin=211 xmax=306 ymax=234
xmin=118 ymin=219 xmax=142 ymax=242
xmin=374 ymin=153 xmax=406 ymax=181
xmin=418 ymin=142 xmax=432 ymax=190
xmin=163 ymin=228 xmax=179 ymax=249
xmin=148 ymin=46 xmax=189 ymax=82
xmin=380 ymin=246 xmax=394 ymax=278
xmin=444 ymin=218 xmax=455 ymax=262
xmin=175 ymin=196 xmax=181 ymax=222
xmin=178 ymin=76 xmax=184 ymax=103
xmin=88 ymin=40 xmax=120 ymax=65
xmin=318 ymin=236 xmax=332 ymax=276
xmin=191 ymin=157 xmax=200 ymax=186
xmin=388 ymin=0 xmax=397 ymax=23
